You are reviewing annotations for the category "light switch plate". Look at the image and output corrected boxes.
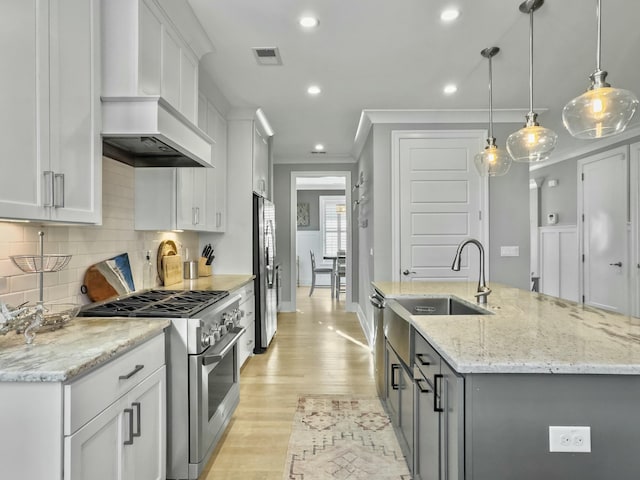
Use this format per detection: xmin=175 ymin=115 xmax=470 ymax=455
xmin=500 ymin=246 xmax=519 ymax=257
xmin=549 ymin=426 xmax=591 ymax=453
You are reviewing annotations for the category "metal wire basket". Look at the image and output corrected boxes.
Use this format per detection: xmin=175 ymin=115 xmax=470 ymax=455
xmin=10 ymin=254 xmax=72 ymax=273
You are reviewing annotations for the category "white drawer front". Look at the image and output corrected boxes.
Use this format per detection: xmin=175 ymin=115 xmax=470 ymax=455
xmin=64 ymin=333 xmax=165 ymax=435
xmin=239 ymin=297 xmax=255 ymax=329
xmin=236 ymin=282 xmax=255 ymax=305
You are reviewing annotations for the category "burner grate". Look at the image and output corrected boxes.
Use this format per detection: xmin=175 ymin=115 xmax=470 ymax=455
xmin=80 ymin=290 xmax=229 ymax=318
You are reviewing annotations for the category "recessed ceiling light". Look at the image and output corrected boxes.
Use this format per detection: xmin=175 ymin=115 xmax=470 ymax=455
xmin=314 ymin=144 xmax=325 ymax=151
xmin=440 ymin=8 xmax=460 ymax=22
xmin=443 ymin=84 xmax=458 ymax=95
xmin=307 ymin=85 xmax=322 ymax=95
xmin=299 ymin=16 xmax=319 ymax=28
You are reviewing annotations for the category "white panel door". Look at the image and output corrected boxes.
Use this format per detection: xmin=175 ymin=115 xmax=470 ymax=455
xmin=399 ymin=134 xmax=485 ymax=282
xmin=580 ymin=146 xmax=629 ymax=314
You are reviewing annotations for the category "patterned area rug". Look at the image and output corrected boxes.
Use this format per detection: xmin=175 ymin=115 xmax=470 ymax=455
xmin=283 ymin=395 xmax=412 ymax=480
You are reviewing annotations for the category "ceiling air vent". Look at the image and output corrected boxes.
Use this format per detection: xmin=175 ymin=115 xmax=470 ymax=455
xmin=311 ymin=151 xmax=326 ymax=155
xmin=252 ymin=47 xmax=283 ymax=66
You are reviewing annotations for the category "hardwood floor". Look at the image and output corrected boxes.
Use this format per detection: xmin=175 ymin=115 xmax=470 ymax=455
xmin=201 ymin=287 xmax=375 ymax=479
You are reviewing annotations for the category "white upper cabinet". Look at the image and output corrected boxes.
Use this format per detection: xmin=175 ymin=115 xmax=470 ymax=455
xmin=102 ymin=0 xmax=200 ymax=124
xmin=253 ymin=124 xmax=270 ymax=198
xmin=135 ymin=167 xmax=216 ymax=232
xmin=198 ymin=93 xmax=228 ymax=232
xmin=0 ymin=0 xmax=101 ymax=224
xmin=176 ymin=168 xmax=208 ymax=231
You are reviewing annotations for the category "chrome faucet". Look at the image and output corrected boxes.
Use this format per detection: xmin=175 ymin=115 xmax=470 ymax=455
xmin=451 ymin=238 xmax=491 ymax=304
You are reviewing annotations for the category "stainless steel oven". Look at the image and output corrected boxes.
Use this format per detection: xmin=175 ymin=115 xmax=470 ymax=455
xmin=188 ymin=324 xmax=244 ymax=469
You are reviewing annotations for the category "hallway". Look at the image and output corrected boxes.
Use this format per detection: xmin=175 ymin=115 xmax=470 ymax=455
xmin=202 ymin=288 xmax=375 ymax=479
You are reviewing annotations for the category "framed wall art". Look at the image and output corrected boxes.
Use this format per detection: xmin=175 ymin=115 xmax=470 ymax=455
xmin=297 ymin=202 xmax=310 ymax=227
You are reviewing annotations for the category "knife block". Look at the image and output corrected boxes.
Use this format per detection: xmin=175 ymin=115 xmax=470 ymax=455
xmin=198 ymin=257 xmax=212 ymax=277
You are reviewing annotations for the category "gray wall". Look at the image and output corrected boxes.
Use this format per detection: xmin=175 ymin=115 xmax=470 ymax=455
xmin=272 ymin=163 xmax=359 ymax=306
xmin=296 ymin=189 xmax=345 ymax=231
xmin=367 ymin=122 xmax=530 ymax=285
xmin=532 ymin=159 xmax=578 ymax=226
xmin=356 ymin=123 xmax=531 ymax=337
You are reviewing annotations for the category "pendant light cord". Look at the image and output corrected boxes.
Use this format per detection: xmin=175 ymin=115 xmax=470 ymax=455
xmin=529 ymin=9 xmax=534 ymax=114
xmin=488 ymin=55 xmax=494 ymax=139
xmin=596 ymin=0 xmax=602 ymax=71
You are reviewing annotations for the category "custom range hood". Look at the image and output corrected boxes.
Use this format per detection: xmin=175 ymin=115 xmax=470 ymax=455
xmin=101 ymin=96 xmax=213 ymax=168
xmin=100 ymin=0 xmax=216 ymax=168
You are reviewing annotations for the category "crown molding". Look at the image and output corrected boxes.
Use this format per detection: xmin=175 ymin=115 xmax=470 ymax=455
xmin=351 ymin=108 xmax=533 ymax=160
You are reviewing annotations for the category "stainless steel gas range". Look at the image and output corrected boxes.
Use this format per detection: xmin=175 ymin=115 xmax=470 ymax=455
xmin=80 ymin=289 xmax=245 ymax=480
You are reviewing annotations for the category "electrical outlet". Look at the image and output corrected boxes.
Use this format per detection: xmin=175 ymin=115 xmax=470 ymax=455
xmin=549 ymin=426 xmax=591 ymax=453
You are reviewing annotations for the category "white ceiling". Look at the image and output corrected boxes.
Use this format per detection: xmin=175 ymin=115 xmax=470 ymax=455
xmin=188 ymin=0 xmax=640 ymax=163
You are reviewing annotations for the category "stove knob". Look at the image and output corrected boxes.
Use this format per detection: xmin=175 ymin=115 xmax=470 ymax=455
xmin=219 ymin=324 xmax=228 ymax=336
xmin=213 ymin=329 xmax=222 ymax=342
xmin=226 ymin=320 xmax=235 ymax=331
xmin=201 ymin=331 xmax=211 ymax=348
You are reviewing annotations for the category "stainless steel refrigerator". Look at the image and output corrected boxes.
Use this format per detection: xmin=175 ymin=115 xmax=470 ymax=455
xmin=253 ymin=193 xmax=277 ymax=353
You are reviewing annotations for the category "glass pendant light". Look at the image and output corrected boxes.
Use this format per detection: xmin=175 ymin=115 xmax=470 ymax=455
xmin=562 ymin=0 xmax=638 ymax=139
xmin=474 ymin=47 xmax=511 ymax=177
xmin=506 ymin=0 xmax=557 ymax=163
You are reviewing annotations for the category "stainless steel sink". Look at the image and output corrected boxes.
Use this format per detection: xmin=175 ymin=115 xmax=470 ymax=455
xmin=394 ymin=296 xmax=491 ymax=316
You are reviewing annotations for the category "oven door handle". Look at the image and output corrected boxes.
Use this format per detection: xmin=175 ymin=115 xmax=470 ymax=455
xmin=202 ymin=326 xmax=246 ymax=366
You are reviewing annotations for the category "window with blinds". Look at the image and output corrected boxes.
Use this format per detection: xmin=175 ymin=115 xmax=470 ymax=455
xmin=320 ymin=195 xmax=347 ymax=256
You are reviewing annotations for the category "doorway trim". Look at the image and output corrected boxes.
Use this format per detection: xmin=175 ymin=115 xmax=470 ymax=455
xmin=289 ymin=171 xmax=353 ymax=312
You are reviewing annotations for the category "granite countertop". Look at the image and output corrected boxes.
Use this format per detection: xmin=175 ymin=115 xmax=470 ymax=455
xmin=0 ymin=318 xmax=169 ymax=382
xmin=162 ymin=273 xmax=254 ymax=292
xmin=373 ymin=281 xmax=640 ymax=375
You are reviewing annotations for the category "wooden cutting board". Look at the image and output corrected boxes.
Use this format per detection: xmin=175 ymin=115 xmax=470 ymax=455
xmin=162 ymin=255 xmax=183 ymax=286
xmin=157 ymin=240 xmax=178 ymax=281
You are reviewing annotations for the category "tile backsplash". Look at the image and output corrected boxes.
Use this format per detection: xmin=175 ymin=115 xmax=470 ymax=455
xmin=0 ymin=158 xmax=198 ymax=307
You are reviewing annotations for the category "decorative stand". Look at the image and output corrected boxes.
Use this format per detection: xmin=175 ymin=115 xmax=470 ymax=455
xmin=10 ymin=231 xmax=73 ymax=344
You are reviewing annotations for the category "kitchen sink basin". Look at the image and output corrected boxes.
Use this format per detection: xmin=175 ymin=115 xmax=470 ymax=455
xmin=394 ymin=296 xmax=491 ymax=316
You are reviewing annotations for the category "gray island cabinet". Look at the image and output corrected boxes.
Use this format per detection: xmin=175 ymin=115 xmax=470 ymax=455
xmin=373 ymin=281 xmax=640 ymax=480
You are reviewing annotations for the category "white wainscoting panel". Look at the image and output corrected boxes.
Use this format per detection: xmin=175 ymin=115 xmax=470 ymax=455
xmin=539 ymin=226 xmax=579 ymax=302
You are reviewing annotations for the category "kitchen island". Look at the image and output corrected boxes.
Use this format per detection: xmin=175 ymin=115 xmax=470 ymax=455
xmin=373 ymin=281 xmax=640 ymax=480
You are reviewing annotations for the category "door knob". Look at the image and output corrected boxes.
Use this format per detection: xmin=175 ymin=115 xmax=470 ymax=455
xmin=609 ymin=262 xmax=623 ymax=267
xmin=402 ymin=269 xmax=416 ymax=276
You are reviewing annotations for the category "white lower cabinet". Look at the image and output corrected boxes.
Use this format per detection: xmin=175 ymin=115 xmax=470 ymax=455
xmin=65 ymin=367 xmax=166 ymax=480
xmin=235 ymin=282 xmax=256 ymax=367
xmin=64 ymin=334 xmax=166 ymax=480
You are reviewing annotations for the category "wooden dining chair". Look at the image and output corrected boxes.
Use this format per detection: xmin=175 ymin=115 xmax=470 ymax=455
xmin=309 ymin=250 xmax=333 ymax=297
xmin=335 ymin=250 xmax=346 ymax=300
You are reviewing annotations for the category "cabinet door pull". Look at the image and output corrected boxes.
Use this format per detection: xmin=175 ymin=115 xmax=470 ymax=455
xmin=415 ymin=378 xmax=431 ymax=394
xmin=124 ymin=408 xmax=134 ymax=445
xmin=216 ymin=212 xmax=221 ymax=228
xmin=43 ymin=171 xmax=54 ymax=207
xmin=132 ymin=402 xmax=141 ymax=438
xmin=53 ymin=173 xmax=65 ymax=208
xmin=415 ymin=353 xmax=431 ymax=366
xmin=391 ymin=364 xmax=400 ymax=390
xmin=433 ymin=373 xmax=444 ymax=412
xmin=119 ymin=364 xmax=144 ymax=380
